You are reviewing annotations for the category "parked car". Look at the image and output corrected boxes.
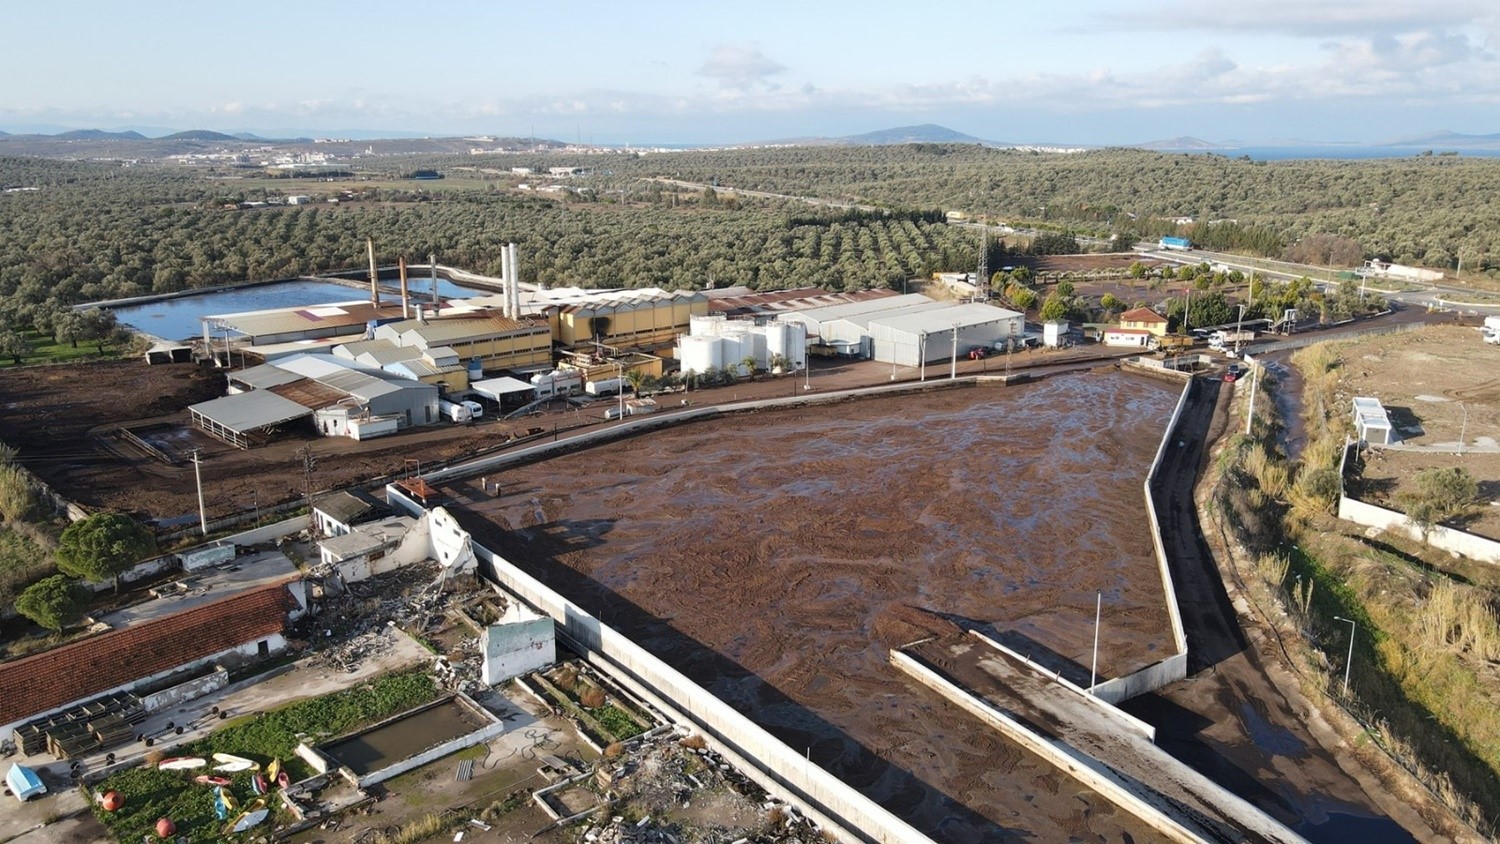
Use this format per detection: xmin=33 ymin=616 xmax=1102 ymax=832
xmin=1223 ymin=363 xmax=1244 ymax=382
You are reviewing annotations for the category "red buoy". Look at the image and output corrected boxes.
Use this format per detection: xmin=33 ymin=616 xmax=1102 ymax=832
xmin=99 ymin=791 xmax=124 ymax=812
xmin=155 ymin=817 xmax=176 ymax=838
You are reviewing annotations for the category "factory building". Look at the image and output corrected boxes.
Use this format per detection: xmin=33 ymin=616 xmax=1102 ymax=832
xmin=775 ymin=295 xmax=1023 ymax=364
xmin=544 ymin=288 xmax=708 ymax=351
xmin=676 ymin=315 xmax=809 ymax=376
xmin=332 ymin=339 xmax=471 ymax=393
xmin=193 ymin=354 xmax=439 ymax=447
xmin=866 ymin=302 xmax=1025 ymax=367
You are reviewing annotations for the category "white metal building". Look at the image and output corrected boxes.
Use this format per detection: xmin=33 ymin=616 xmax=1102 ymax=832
xmin=1352 ymin=397 xmax=1397 ymax=446
xmin=866 ymin=303 xmax=1025 ymax=366
xmin=776 ymin=294 xmax=942 ymax=356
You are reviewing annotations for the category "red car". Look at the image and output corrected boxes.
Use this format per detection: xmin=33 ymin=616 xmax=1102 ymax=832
xmin=1223 ymin=364 xmax=1244 ymax=382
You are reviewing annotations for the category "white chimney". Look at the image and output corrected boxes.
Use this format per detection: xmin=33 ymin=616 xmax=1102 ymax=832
xmin=415 ymin=304 xmax=426 ymax=324
xmin=508 ymin=242 xmax=521 ymax=319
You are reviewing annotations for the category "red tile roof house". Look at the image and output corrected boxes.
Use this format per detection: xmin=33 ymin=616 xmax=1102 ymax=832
xmin=0 ymin=580 xmax=302 ymax=738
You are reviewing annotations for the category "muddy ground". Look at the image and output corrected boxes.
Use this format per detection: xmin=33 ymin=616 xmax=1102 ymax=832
xmin=440 ymin=374 xmax=1179 ymax=842
xmin=0 ymin=360 xmax=554 ymax=525
xmin=0 ymin=349 xmax=1138 ymax=529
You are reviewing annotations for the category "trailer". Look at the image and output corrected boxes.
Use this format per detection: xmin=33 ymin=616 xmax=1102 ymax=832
xmin=1208 ymin=329 xmax=1255 ymax=352
xmin=1159 ymin=236 xmax=1192 ymax=251
xmin=438 ymin=399 xmax=472 ymax=423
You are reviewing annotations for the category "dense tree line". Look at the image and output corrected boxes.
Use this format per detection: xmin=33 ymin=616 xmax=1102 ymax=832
xmin=0 ymin=157 xmax=994 ymax=318
xmin=5 ymin=145 xmax=1500 ymax=323
xmin=487 ymin=145 xmax=1500 ymax=273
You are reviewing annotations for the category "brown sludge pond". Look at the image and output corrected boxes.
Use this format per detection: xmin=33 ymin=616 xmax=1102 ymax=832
xmin=323 ymin=698 xmax=489 ymax=777
xmin=444 ymin=373 xmax=1180 ymax=842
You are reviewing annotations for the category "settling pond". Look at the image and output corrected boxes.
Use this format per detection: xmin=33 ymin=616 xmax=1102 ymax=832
xmin=112 ymin=277 xmax=486 ymax=342
xmin=322 ymin=698 xmax=492 ymax=777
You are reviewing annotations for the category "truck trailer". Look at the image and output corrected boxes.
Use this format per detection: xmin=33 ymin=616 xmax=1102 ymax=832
xmin=438 ymin=399 xmax=472 ymax=423
xmin=1159 ymin=236 xmax=1193 ymax=251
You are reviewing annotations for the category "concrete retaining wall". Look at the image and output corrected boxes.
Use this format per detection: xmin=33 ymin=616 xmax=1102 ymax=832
xmin=386 ymin=485 xmax=933 ymax=844
xmin=889 ymin=651 xmax=1206 ymax=844
xmin=1338 ymin=496 xmax=1500 ymax=564
xmin=140 ymin=665 xmax=229 ymax=713
xmin=294 ymin=741 xmax=331 ymax=775
xmin=355 ymin=717 xmax=507 ymax=789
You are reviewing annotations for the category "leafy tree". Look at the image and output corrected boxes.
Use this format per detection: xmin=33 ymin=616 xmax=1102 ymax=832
xmin=1166 ymin=290 xmax=1233 ymax=329
xmin=17 ymin=575 xmax=87 ymax=631
xmin=740 ymin=355 xmax=757 ymax=380
xmin=1008 ymin=287 xmax=1037 ymax=311
xmin=1039 ymin=294 xmax=1069 ymax=322
xmin=1055 ymin=280 xmax=1076 ymax=298
xmin=77 ymin=308 xmax=119 ymax=353
xmin=55 ymin=512 xmax=156 ymax=590
xmin=1399 ymin=467 xmax=1482 ymax=532
xmin=1128 ymin=262 xmax=1147 ymax=279
xmin=623 ymin=368 xmax=648 ymax=396
xmin=1100 ymin=293 xmax=1124 ymax=312
xmin=0 ymin=330 xmax=31 ymax=364
xmin=1029 ymin=232 xmax=1080 ymax=255
xmin=53 ymin=309 xmax=87 ymax=348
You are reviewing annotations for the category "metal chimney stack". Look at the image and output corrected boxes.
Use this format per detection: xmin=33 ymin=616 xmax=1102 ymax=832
xmin=508 ymin=242 xmax=521 ymax=319
xmin=366 ymin=238 xmax=380 ymax=307
xmin=429 ymin=253 xmax=439 ymax=306
xmin=398 ymin=256 xmax=411 ymax=320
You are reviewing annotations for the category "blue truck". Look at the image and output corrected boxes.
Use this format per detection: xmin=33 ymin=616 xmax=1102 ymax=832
xmin=1159 ymin=236 xmax=1192 ymax=251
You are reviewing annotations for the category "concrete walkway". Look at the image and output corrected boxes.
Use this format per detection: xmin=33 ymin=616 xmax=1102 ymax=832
xmin=901 ymin=636 xmax=1308 ymax=844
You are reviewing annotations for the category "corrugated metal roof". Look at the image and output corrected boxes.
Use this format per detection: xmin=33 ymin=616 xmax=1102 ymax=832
xmin=471 ymin=376 xmax=534 ymax=398
xmin=356 ymin=345 xmax=423 ymax=366
xmin=230 ymin=363 xmax=304 ymax=390
xmin=781 ymin=293 xmax=934 ymax=324
xmin=388 ymin=359 xmax=463 ymax=379
xmin=190 ymin=391 xmax=312 ymax=432
xmin=210 ymin=300 xmax=408 ymax=339
xmin=399 ymin=316 xmax=543 ymax=346
xmin=866 ymin=303 xmax=1024 ymax=334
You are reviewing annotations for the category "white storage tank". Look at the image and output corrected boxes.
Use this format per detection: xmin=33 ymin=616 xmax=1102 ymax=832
xmin=690 ymin=314 xmax=728 ymax=337
xmin=679 ymin=335 xmax=723 ymax=374
xmin=783 ymin=320 xmax=808 ymax=370
xmin=765 ymin=321 xmax=788 ymax=365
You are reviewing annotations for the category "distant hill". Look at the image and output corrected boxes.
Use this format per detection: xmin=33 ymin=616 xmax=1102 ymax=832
xmin=1134 ymin=136 xmax=1229 ymax=151
xmin=231 ymin=132 xmax=266 ymax=141
xmin=52 ymin=129 xmax=146 ymax=141
xmin=161 ymin=130 xmax=240 ymax=141
xmin=1379 ymin=130 xmax=1500 ymax=149
xmin=839 ymin=124 xmax=994 ymax=146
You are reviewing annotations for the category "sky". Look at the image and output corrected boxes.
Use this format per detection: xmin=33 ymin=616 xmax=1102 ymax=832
xmin=3 ymin=0 xmax=1497 ymax=145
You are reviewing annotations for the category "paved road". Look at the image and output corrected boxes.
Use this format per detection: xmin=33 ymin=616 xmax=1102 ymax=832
xmin=1149 ymin=376 xmax=1246 ymax=671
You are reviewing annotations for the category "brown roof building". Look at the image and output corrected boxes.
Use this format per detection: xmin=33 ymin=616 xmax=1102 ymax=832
xmin=0 ymin=581 xmax=299 ymax=729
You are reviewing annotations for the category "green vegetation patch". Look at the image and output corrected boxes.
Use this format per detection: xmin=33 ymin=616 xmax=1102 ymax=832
xmin=0 ymin=524 xmax=54 ymax=605
xmin=93 ymin=672 xmax=438 ymax=843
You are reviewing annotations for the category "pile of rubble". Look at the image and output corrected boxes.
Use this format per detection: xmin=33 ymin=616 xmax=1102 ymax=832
xmin=580 ymin=732 xmax=828 ymax=844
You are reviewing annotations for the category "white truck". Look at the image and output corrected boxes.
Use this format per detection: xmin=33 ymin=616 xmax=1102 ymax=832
xmin=1208 ymin=329 xmax=1255 ymax=353
xmin=438 ymin=399 xmax=473 ymax=423
xmin=530 ymin=369 xmax=584 ymax=399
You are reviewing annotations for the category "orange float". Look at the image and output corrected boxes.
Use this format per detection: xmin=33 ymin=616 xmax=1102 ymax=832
xmin=99 ymin=791 xmax=124 ymax=812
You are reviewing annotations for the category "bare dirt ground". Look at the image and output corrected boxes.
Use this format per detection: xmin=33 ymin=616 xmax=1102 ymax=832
xmin=439 ymin=374 xmax=1180 ymax=842
xmin=0 ymin=360 xmax=538 ymax=524
xmin=0 ymin=349 xmax=1138 ymax=528
xmin=1015 ymin=253 xmax=1165 ymax=274
xmin=1333 ymin=324 xmax=1500 ymax=538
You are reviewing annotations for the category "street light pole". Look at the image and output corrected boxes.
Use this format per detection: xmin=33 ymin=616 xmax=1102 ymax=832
xmin=1090 ymin=591 xmax=1101 ymax=694
xmin=919 ymin=332 xmax=927 ymax=382
xmin=950 ymin=322 xmax=959 ymax=380
xmin=1459 ymin=402 xmax=1468 ymax=454
xmin=616 ymin=362 xmax=625 ymax=422
xmin=1334 ymin=616 xmax=1357 ymax=695
xmin=1234 ymin=304 xmax=1247 ymax=356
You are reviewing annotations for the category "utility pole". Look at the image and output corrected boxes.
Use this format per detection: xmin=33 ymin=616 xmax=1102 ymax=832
xmin=950 ymin=323 xmax=959 ymax=379
xmin=297 ymin=447 xmax=317 ymax=532
xmin=1245 ymin=364 xmax=1260 ymax=436
xmin=919 ymin=332 xmax=927 ymax=382
xmin=1090 ymin=591 xmax=1101 ymax=694
xmin=191 ymin=449 xmax=208 ymax=536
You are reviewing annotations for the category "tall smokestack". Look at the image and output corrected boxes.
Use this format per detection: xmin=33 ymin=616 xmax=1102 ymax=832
xmin=429 ymin=253 xmax=439 ymax=306
xmin=398 ymin=256 xmax=411 ymax=320
xmin=500 ymin=246 xmax=513 ymax=319
xmin=366 ymin=238 xmax=380 ymax=307
xmin=509 ymin=242 xmax=521 ymax=319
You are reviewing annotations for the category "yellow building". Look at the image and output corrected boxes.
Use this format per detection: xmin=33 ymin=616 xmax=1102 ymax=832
xmin=1118 ymin=307 xmax=1170 ymax=337
xmin=548 ymin=289 xmax=708 ymax=350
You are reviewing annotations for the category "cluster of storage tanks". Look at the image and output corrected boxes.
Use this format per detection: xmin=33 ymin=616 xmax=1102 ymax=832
xmin=676 ymin=316 xmax=809 ymax=376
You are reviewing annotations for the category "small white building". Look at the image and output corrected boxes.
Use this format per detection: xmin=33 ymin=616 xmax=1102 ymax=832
xmin=1102 ymin=327 xmax=1154 ymax=348
xmin=1352 ymin=397 xmax=1397 ymax=446
xmin=1043 ymin=321 xmax=1069 ymax=348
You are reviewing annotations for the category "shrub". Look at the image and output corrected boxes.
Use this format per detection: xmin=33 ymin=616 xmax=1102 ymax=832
xmin=15 ymin=575 xmax=86 ymax=631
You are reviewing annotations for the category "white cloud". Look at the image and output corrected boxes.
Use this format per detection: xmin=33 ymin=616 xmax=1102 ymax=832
xmin=696 ymin=43 xmax=787 ymax=91
xmin=1112 ymin=0 xmax=1494 ymax=38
